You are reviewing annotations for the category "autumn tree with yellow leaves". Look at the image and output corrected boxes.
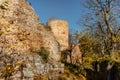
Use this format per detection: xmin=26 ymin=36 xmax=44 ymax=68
xmin=77 ymin=0 xmax=120 ymax=80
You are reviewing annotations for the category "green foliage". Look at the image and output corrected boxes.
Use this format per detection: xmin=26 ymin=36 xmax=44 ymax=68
xmin=82 ymin=57 xmax=94 ymax=69
xmin=37 ymin=47 xmax=49 ymax=63
xmin=76 ymin=0 xmax=120 ymax=79
xmin=77 ymin=29 xmax=120 ymax=80
xmin=112 ymin=36 xmax=120 ymax=42
xmin=79 ymin=30 xmax=94 ymax=57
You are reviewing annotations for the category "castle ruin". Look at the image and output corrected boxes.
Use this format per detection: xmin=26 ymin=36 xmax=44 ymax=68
xmin=47 ymin=20 xmax=69 ymax=51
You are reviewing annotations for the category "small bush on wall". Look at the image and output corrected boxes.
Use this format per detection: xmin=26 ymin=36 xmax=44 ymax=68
xmin=37 ymin=47 xmax=49 ymax=63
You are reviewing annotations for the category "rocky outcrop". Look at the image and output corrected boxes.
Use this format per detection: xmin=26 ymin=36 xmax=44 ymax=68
xmin=68 ymin=44 xmax=82 ymax=65
xmin=0 ymin=0 xmax=62 ymax=79
xmin=0 ymin=0 xmax=60 ymax=60
xmin=47 ymin=20 xmax=69 ymax=51
xmin=0 ymin=53 xmax=64 ymax=80
xmin=41 ymin=30 xmax=61 ymax=61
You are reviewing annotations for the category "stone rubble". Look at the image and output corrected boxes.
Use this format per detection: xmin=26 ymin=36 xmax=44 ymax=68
xmin=0 ymin=54 xmax=64 ymax=80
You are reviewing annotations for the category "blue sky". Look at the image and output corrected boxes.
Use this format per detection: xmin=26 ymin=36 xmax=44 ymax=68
xmin=27 ymin=0 xmax=86 ymax=32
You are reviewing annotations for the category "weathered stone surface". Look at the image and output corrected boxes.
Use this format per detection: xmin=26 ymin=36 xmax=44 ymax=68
xmin=41 ymin=30 xmax=61 ymax=61
xmin=71 ymin=44 xmax=82 ymax=65
xmin=14 ymin=71 xmax=21 ymax=78
xmin=0 ymin=0 xmax=60 ymax=61
xmin=1 ymin=53 xmax=64 ymax=80
xmin=47 ymin=20 xmax=69 ymax=51
xmin=0 ymin=0 xmax=63 ymax=79
xmin=23 ymin=68 xmax=34 ymax=78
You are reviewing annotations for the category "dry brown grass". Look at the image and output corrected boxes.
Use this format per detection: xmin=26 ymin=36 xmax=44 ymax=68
xmin=34 ymin=74 xmax=48 ymax=80
xmin=57 ymin=67 xmax=86 ymax=80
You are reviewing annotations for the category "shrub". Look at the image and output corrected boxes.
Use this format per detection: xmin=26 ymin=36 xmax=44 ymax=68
xmin=37 ymin=47 xmax=49 ymax=63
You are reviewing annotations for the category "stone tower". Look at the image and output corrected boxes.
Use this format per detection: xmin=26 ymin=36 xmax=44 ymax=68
xmin=48 ymin=20 xmax=69 ymax=51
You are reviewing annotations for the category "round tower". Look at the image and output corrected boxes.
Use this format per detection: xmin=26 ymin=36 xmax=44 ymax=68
xmin=48 ymin=20 xmax=69 ymax=51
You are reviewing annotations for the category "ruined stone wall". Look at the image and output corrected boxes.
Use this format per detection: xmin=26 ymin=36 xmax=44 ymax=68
xmin=0 ymin=0 xmax=61 ymax=61
xmin=47 ymin=20 xmax=69 ymax=51
xmin=0 ymin=0 xmax=62 ymax=79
